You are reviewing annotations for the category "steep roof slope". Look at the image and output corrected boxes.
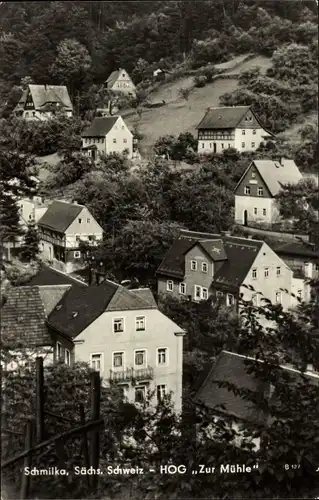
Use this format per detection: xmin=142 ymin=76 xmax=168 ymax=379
xmin=82 ymin=117 xmax=119 ymax=137
xmin=197 ymin=106 xmax=251 ymax=129
xmin=17 ymin=84 xmax=73 ymax=111
xmin=252 ymin=159 xmax=303 ymax=197
xmin=1 ymin=286 xmax=54 ymax=347
xmin=195 ymin=350 xmax=319 ymax=424
xmin=37 ymin=201 xmax=84 ymax=232
xmin=24 ymin=264 xmax=88 ymax=288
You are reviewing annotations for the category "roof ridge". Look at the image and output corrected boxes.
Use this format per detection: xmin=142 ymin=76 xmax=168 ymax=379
xmin=46 ymin=265 xmax=88 ymax=286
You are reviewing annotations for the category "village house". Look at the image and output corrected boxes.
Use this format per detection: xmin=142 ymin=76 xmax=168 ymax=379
xmin=196 ymin=106 xmax=273 ymax=154
xmin=14 ymin=84 xmax=73 ymax=121
xmin=195 ymin=350 xmax=319 ymax=452
xmin=37 ymin=200 xmax=103 ymax=270
xmin=46 ymin=280 xmax=184 ymax=411
xmin=81 ymin=116 xmax=134 ymax=160
xmin=104 ymin=68 xmax=136 ymax=97
xmin=234 ymin=158 xmax=303 ymax=226
xmin=153 ymin=68 xmax=167 ymax=82
xmin=156 ymin=229 xmax=309 ymax=311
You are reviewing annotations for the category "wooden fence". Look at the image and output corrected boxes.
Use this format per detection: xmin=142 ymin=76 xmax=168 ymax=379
xmin=1 ymin=357 xmax=104 ymax=499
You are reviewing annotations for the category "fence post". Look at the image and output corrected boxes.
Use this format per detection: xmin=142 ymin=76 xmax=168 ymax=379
xmin=20 ymin=418 xmax=33 ymax=500
xmin=79 ymin=404 xmax=91 ymax=491
xmin=36 ymin=357 xmax=45 ymax=443
xmin=90 ymin=372 xmax=100 ymax=492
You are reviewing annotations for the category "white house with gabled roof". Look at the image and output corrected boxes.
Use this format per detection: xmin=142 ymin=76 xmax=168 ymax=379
xmin=81 ymin=115 xmax=134 ymax=160
xmin=14 ymin=84 xmax=73 ymax=121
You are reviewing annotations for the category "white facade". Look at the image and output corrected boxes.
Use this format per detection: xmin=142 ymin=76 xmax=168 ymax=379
xmin=234 ymin=195 xmax=279 ymax=225
xmin=240 ymin=242 xmax=294 ymax=312
xmin=18 ymin=197 xmax=48 ymax=225
xmin=198 ymin=127 xmax=270 ymax=154
xmin=81 ymin=116 xmax=133 ymax=159
xmin=22 ymin=110 xmax=73 ymax=121
xmin=74 ymin=308 xmax=184 ymax=412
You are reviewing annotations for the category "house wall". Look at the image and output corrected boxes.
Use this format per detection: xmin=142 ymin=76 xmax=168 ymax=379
xmin=235 ymin=195 xmax=276 ymax=225
xmin=278 ymin=255 xmax=319 ymax=279
xmin=49 ymin=330 xmax=75 ymax=365
xmin=291 ymin=277 xmax=311 ymax=307
xmin=22 ymin=110 xmax=72 ymax=121
xmin=81 ymin=137 xmax=107 ymax=156
xmin=105 ymin=116 xmax=133 ymax=158
xmin=241 ymin=242 xmax=293 ymax=311
xmin=73 ymin=308 xmax=184 ymax=412
xmin=65 ymin=207 xmax=104 ymax=248
xmin=197 ymin=128 xmax=235 ymax=153
xmin=110 ymin=71 xmax=136 ymax=95
xmin=234 ymin=127 xmax=267 ymax=152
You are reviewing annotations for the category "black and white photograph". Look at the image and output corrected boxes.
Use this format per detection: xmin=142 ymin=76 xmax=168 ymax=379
xmin=0 ymin=1 xmax=318 ymax=499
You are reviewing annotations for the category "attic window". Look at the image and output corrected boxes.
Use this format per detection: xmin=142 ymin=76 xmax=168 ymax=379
xmin=72 ymin=312 xmax=78 ymax=318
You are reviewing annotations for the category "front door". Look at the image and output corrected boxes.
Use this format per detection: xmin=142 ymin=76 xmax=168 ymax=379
xmin=243 ymin=210 xmax=248 ymax=226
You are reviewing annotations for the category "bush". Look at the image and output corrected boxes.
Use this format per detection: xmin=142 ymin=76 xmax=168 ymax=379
xmin=194 ymin=75 xmax=207 ymax=88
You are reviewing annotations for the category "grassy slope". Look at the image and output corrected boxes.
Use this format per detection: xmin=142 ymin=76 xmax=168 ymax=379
xmin=125 ymin=55 xmax=272 ymax=155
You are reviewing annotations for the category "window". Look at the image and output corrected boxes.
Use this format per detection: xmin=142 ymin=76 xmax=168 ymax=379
xmin=252 ymin=294 xmax=258 ymax=306
xmin=56 ymin=342 xmax=61 ymax=361
xmin=32 ymin=112 xmax=35 ymax=116
xmin=242 ymin=130 xmax=246 ymax=135
xmin=157 ymin=348 xmax=168 ymax=365
xmin=244 ymin=186 xmax=250 ymax=195
xmin=74 ymin=251 xmax=81 ymax=259
xmin=91 ymin=353 xmax=102 ymax=371
xmin=275 ymin=291 xmax=281 ymax=304
xmin=221 ymin=143 xmax=224 ymax=149
xmin=113 ymin=138 xmax=117 ymax=143
xmin=87 ymin=218 xmax=90 ymax=223
xmin=166 ymin=280 xmax=173 ymax=292
xmin=191 ymin=260 xmax=197 ymax=271
xmin=157 ymin=384 xmax=167 ymax=403
xmin=226 ymin=293 xmax=234 ymax=306
xmin=134 ymin=350 xmax=146 ymax=366
xmin=123 ymin=138 xmax=127 ymax=143
xmin=25 ymin=111 xmax=29 ymax=117
xmin=202 ymin=142 xmax=204 ymax=148
xmin=276 ymin=267 xmax=281 ymax=276
xmin=113 ymin=318 xmax=124 ymax=333
xmin=254 ymin=208 xmax=257 ymax=215
xmin=216 ymin=291 xmax=223 ymax=298
xmin=253 ymin=129 xmax=256 ymax=135
xmin=258 ymin=187 xmax=263 ymax=196
xmin=78 ymin=218 xmax=82 ymax=224
xmin=135 ymin=386 xmax=146 ymax=403
xmin=65 ymin=349 xmax=71 ymax=366
xmin=209 ymin=143 xmax=212 ymax=148
xmin=242 ymin=142 xmax=245 ymax=148
xmin=252 ymin=268 xmax=257 ymax=279
xmin=251 ymin=142 xmax=255 ymax=148
xmin=202 ymin=262 xmax=208 ymax=273
xmin=76 ymin=235 xmax=80 ymax=242
xmin=263 ymin=208 xmax=266 ymax=216
xmin=251 ymin=172 xmax=256 ymax=178
xmin=136 ymin=316 xmax=145 ymax=331
xmin=264 ymin=267 xmax=269 ymax=278
xmin=195 ymin=285 xmax=202 ymax=300
xmin=202 ymin=287 xmax=208 ymax=300
xmin=179 ymin=282 xmax=186 ymax=295
xmin=113 ymin=352 xmax=124 ymax=368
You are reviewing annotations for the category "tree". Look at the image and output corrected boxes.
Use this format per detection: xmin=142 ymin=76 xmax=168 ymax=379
xmin=20 ymin=222 xmax=39 ymax=262
xmin=50 ymin=38 xmax=92 ymax=97
xmin=276 ymin=178 xmax=319 ymax=231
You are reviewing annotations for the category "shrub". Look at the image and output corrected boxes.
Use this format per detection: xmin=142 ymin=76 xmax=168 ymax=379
xmin=194 ymin=75 xmax=207 ymax=88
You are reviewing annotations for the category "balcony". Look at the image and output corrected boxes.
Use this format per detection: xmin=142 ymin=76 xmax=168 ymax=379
xmin=109 ymin=366 xmax=154 ymax=384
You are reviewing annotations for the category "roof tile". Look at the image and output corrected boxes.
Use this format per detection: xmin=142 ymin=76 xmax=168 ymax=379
xmin=38 ymin=201 xmax=84 ymax=233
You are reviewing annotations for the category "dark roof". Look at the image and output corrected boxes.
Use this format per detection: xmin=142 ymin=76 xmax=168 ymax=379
xmin=106 ymin=70 xmax=120 ymax=86
xmin=1 ymin=286 xmax=53 ymax=347
xmin=271 ymin=241 xmax=319 ymax=259
xmin=156 ymin=239 xmax=195 ymax=278
xmin=195 ymin=351 xmax=319 ymax=425
xmin=23 ymin=264 xmax=88 ymax=288
xmin=197 ymin=106 xmax=251 ymax=130
xmin=15 ymin=84 xmax=73 ymax=112
xmin=82 ymin=117 xmax=119 ymax=137
xmin=213 ymin=237 xmax=262 ymax=291
xmin=157 ymin=229 xmax=262 ymax=289
xmin=48 ymin=280 xmax=119 ymax=338
xmin=37 ymin=201 xmax=84 ymax=232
